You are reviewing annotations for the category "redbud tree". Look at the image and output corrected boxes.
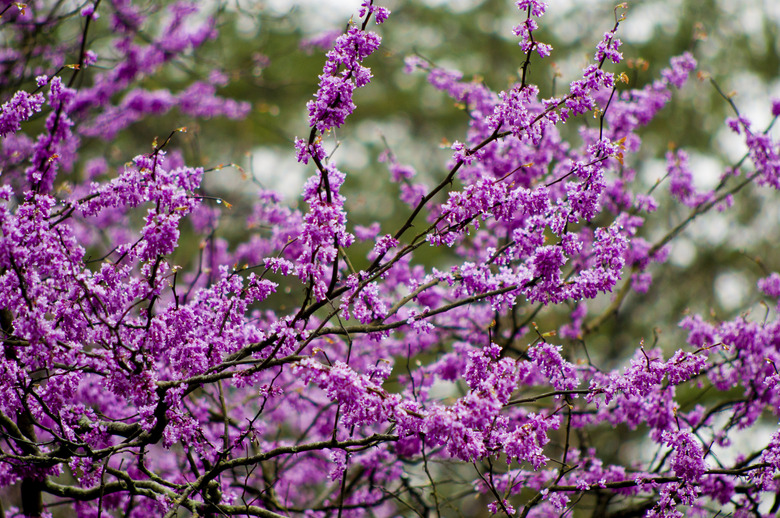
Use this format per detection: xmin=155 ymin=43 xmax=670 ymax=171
xmin=1 ymin=0 xmax=780 ymax=517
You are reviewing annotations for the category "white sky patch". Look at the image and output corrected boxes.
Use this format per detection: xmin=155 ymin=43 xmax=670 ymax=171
xmin=670 ymin=237 xmax=696 ymax=268
xmin=706 ymin=417 xmax=776 ymax=467
xmin=621 ymin=1 xmax=681 ymax=44
xmin=639 ymin=158 xmax=667 ymax=189
xmin=263 ymin=0 xmax=357 ymax=26
xmin=715 ymin=270 xmax=750 ymax=311
xmin=329 ymin=138 xmax=370 ymax=170
xmin=697 ymin=212 xmax=729 ymax=247
xmin=687 ymin=151 xmax=723 ymax=192
xmin=250 ymin=147 xmax=307 ymax=201
xmin=715 ymin=125 xmax=750 ymax=165
xmin=417 ymin=0 xmax=482 ymax=13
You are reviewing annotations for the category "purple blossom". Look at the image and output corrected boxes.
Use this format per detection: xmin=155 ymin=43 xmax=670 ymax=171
xmin=359 ymin=0 xmax=391 ymax=24
xmin=662 ymin=430 xmax=706 ymax=484
xmin=527 ymin=342 xmax=580 ymax=390
xmin=759 ymin=272 xmax=780 ymax=299
xmin=354 ymin=222 xmax=381 ymax=241
xmin=299 ymin=162 xmax=354 ymax=300
xmin=595 ymin=30 xmax=622 ymax=64
xmin=0 ymin=90 xmax=44 ymax=138
xmin=667 ymin=149 xmax=715 ymax=207
xmin=661 ymin=52 xmax=697 ymax=89
xmin=306 ymin=26 xmax=382 ymax=132
xmin=80 ymin=4 xmax=97 ymax=18
xmin=665 ymin=350 xmax=706 ymax=385
xmin=342 ymin=274 xmax=388 ymax=325
xmin=758 ymin=431 xmax=780 ymax=489
xmin=487 ymin=499 xmax=515 ymax=515
xmin=503 ymin=412 xmax=559 ymax=469
xmin=560 ymin=301 xmax=587 ymax=339
xmin=512 ymin=18 xmax=552 ymax=58
xmin=294 ymin=137 xmax=327 ymax=164
xmin=451 ymin=140 xmax=480 ymax=165
xmin=2 ymin=3 xmax=780 ymax=517
xmin=634 ymin=193 xmax=658 ymax=212
xmin=372 ymin=233 xmax=399 ymax=257
xmin=516 ymin=0 xmax=547 ymax=17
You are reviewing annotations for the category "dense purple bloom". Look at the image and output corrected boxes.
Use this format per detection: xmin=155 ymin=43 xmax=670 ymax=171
xmin=0 ymin=90 xmax=44 ymax=138
xmin=516 ymin=0 xmax=547 ymax=17
xmin=306 ymin=23 xmax=383 ymax=133
xmin=772 ymin=98 xmax=780 ymax=117
xmin=759 ymin=272 xmax=780 ymax=299
xmin=595 ymin=30 xmax=623 ymax=64
xmin=527 ymin=342 xmax=579 ymax=390
xmin=662 ymin=430 xmax=707 ymax=483
xmin=359 ymin=0 xmax=390 ymax=24
xmin=1 ymin=2 xmax=779 ymax=517
xmin=661 ymin=52 xmax=697 ymax=88
xmin=502 ymin=412 xmax=559 ymax=469
xmin=727 ymin=115 xmax=780 ymax=189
